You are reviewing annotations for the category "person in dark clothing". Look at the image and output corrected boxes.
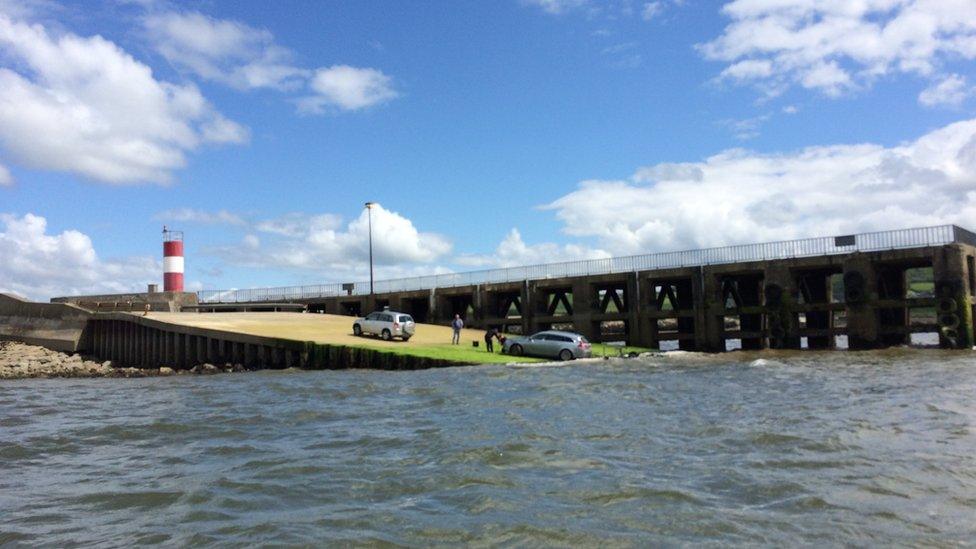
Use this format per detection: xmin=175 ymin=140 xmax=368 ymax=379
xmin=484 ymin=328 xmax=497 ymax=352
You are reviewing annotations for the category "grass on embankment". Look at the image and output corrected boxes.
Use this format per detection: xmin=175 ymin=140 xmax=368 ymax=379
xmin=380 ymin=341 xmax=652 ymax=365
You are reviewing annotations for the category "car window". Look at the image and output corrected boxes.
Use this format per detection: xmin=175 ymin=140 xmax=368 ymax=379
xmin=366 ymin=313 xmax=379 ymax=320
xmin=553 ymin=335 xmax=573 ymax=342
xmin=399 ymin=315 xmax=413 ymax=323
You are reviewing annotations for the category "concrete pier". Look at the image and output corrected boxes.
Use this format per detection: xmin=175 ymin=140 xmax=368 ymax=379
xmin=7 ymin=225 xmax=972 ymax=371
xmin=207 ymin=226 xmax=976 ymax=352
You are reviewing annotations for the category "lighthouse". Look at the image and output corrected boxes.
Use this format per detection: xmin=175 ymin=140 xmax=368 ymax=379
xmin=162 ymin=226 xmax=184 ymax=292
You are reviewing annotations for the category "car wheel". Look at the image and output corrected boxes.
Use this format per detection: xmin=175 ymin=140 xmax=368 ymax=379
xmin=509 ymin=344 xmax=523 ymax=356
xmin=381 ymin=329 xmax=392 ymax=341
xmin=353 ymin=324 xmax=362 ymax=336
xmin=558 ymin=349 xmax=573 ymax=361
xmin=401 ymin=335 xmax=411 ymax=342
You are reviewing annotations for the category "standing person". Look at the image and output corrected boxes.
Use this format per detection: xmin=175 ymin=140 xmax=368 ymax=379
xmin=484 ymin=327 xmax=496 ymax=352
xmin=451 ymin=314 xmax=463 ymax=345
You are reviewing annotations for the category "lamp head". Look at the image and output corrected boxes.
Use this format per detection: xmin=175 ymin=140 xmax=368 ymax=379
xmin=364 ymin=202 xmax=376 ymax=209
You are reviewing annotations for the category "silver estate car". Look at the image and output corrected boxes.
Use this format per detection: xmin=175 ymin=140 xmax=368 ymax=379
xmin=353 ymin=310 xmax=416 ymax=341
xmin=503 ymin=330 xmax=592 ymax=361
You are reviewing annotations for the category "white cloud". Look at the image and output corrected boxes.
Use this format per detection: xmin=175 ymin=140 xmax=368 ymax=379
xmin=718 ymin=59 xmax=772 ymax=82
xmin=154 ymin=208 xmax=246 ymax=226
xmin=919 ymin=74 xmax=973 ymax=107
xmin=719 ymin=114 xmax=770 ymax=140
xmin=699 ymin=0 xmax=976 ymax=98
xmin=543 ymin=118 xmax=976 ymax=255
xmin=641 ymin=2 xmax=663 ymax=21
xmin=144 ymin=11 xmax=308 ymax=91
xmin=456 ymin=228 xmax=610 ymax=268
xmin=255 ymin=212 xmax=342 ymax=237
xmin=0 ymin=14 xmax=247 ymax=184
xmin=144 ymin=10 xmax=400 ymax=116
xmin=0 ymin=213 xmax=160 ymax=300
xmin=0 ymin=161 xmax=11 ymax=185
xmin=523 ymin=0 xmax=587 ymax=15
xmin=213 ymin=204 xmax=451 ymax=278
xmin=298 ymin=65 xmax=398 ymax=113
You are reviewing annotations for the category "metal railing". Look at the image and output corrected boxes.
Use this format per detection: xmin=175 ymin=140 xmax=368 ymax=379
xmin=198 ymin=224 xmax=967 ymax=303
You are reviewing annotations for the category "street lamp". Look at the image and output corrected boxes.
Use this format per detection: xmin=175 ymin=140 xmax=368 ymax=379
xmin=364 ymin=202 xmax=376 ymax=296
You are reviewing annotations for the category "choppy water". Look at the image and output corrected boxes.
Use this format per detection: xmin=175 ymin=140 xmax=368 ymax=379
xmin=2 ymin=350 xmax=976 ymax=547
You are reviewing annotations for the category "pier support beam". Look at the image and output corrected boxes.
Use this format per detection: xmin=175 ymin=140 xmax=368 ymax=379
xmin=933 ymin=244 xmax=975 ymax=349
xmin=764 ymin=266 xmax=799 ymax=350
xmin=571 ymin=279 xmax=595 ymax=342
xmin=797 ymin=269 xmax=835 ymax=349
xmin=843 ymin=255 xmax=879 ymax=350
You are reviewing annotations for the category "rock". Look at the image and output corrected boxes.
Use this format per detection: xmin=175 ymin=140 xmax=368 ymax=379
xmin=200 ymin=363 xmax=218 ymax=374
xmin=159 ymin=367 xmax=175 ymax=376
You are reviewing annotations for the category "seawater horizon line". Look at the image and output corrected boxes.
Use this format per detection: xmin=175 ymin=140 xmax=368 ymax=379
xmin=199 ymin=223 xmax=976 ymax=303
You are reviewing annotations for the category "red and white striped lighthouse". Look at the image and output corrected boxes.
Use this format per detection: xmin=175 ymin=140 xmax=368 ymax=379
xmin=162 ymin=226 xmax=184 ymax=292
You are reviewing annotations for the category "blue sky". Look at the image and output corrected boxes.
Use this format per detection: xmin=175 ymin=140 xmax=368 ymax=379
xmin=1 ymin=0 xmax=975 ymax=299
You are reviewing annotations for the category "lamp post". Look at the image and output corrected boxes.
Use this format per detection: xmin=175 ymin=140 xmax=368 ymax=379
xmin=365 ymin=202 xmax=376 ymax=297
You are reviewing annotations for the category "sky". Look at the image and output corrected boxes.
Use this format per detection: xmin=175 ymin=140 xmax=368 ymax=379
xmin=1 ymin=0 xmax=975 ymax=300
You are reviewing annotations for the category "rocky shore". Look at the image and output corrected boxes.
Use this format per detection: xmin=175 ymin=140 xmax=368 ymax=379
xmin=0 ymin=341 xmax=246 ymax=379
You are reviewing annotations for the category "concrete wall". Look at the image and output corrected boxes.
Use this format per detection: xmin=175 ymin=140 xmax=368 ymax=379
xmin=87 ymin=313 xmax=464 ymax=370
xmin=0 ymin=293 xmax=92 ymax=352
xmin=52 ymin=291 xmax=198 ymax=313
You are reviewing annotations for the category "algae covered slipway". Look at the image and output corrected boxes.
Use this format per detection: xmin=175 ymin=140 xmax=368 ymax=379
xmin=142 ymin=312 xmax=642 ymax=366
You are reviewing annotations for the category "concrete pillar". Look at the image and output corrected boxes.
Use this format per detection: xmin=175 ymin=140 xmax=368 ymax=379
xmin=520 ymin=280 xmax=531 ymax=335
xmin=571 ymin=279 xmax=596 ymax=342
xmin=764 ymin=266 xmax=800 ymax=350
xmin=738 ymin=274 xmax=765 ymax=350
xmin=699 ymin=267 xmax=724 ymax=352
xmin=637 ymin=275 xmax=656 ymax=349
xmin=473 ymin=284 xmax=483 ymax=326
xmin=626 ymin=272 xmax=641 ymax=346
xmin=843 ymin=254 xmax=879 ymax=350
xmin=932 ymin=244 xmax=975 ymax=349
xmin=428 ymin=289 xmax=437 ymax=324
xmin=527 ymin=282 xmax=547 ymax=334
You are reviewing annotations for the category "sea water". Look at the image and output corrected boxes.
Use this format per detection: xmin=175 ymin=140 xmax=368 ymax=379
xmin=2 ymin=349 xmax=975 ymax=546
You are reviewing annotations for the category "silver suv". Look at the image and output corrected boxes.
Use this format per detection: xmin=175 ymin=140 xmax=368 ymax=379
xmin=353 ymin=310 xmax=416 ymax=341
